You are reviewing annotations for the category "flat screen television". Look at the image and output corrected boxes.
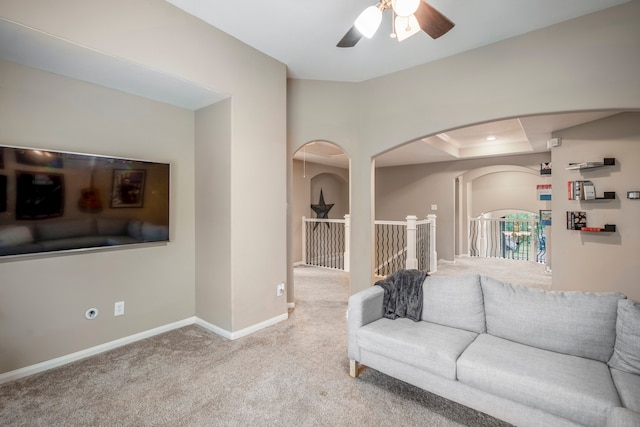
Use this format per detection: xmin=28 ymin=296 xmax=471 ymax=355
xmin=0 ymin=144 xmax=170 ymax=259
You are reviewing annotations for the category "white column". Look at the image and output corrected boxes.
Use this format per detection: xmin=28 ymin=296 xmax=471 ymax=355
xmin=427 ymin=214 xmax=437 ymax=272
xmin=301 ymin=216 xmax=307 ymax=265
xmin=405 ymin=215 xmax=418 ymax=270
xmin=344 ymin=214 xmax=350 ymax=272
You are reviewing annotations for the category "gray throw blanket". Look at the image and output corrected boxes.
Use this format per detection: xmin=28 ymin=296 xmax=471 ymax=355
xmin=375 ymin=269 xmax=428 ymax=322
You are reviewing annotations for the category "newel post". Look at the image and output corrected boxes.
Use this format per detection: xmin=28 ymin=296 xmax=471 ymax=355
xmin=405 ymin=215 xmax=418 ymax=270
xmin=427 ymin=214 xmax=437 ymax=272
xmin=479 ymin=217 xmax=487 ymax=258
xmin=344 ymin=214 xmax=350 ymax=272
xmin=301 ymin=216 xmax=307 ymax=265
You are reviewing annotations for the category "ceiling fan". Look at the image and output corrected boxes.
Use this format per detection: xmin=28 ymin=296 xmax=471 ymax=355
xmin=337 ymin=0 xmax=454 ymax=47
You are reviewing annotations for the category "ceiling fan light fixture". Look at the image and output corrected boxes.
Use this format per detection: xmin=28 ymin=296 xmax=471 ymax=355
xmin=392 ymin=0 xmax=421 ymax=17
xmin=395 ymin=15 xmax=420 ymax=41
xmin=354 ymin=5 xmax=383 ymax=38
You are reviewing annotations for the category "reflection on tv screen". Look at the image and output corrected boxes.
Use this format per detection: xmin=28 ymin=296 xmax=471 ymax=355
xmin=0 ymin=145 xmax=170 ymax=259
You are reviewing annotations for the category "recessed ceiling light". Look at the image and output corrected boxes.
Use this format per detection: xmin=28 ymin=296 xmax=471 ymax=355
xmin=486 ymin=135 xmax=497 ymax=141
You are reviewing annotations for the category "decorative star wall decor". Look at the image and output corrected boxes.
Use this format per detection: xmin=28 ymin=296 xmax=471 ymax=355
xmin=311 ymin=189 xmax=334 ymax=230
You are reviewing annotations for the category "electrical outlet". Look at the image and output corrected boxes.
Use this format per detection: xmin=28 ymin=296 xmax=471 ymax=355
xmin=277 ymin=283 xmax=285 ymax=297
xmin=114 ymin=301 xmax=125 ymax=316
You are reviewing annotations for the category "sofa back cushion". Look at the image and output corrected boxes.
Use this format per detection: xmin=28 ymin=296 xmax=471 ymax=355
xmin=422 ymin=274 xmax=486 ymax=334
xmin=481 ymin=276 xmax=624 ymax=362
xmin=609 ymin=299 xmax=640 ymax=375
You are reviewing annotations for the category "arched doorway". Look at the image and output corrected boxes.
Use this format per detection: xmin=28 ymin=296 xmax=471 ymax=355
xmin=289 ymin=141 xmax=350 ymax=308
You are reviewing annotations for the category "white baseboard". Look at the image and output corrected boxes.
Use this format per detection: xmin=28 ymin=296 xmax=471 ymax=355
xmin=0 ymin=311 xmax=289 ymax=385
xmin=193 ymin=317 xmax=233 ymax=339
xmin=0 ymin=317 xmax=195 ymax=385
xmin=195 ymin=312 xmax=289 ymax=340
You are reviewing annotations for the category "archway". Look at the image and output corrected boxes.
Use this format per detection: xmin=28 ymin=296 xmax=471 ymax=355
xmin=289 ymin=140 xmax=350 ymax=308
xmin=457 ymin=165 xmax=545 ymax=256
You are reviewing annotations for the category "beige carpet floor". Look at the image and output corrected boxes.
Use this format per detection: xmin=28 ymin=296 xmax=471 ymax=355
xmin=0 ymin=264 xmax=516 ymax=427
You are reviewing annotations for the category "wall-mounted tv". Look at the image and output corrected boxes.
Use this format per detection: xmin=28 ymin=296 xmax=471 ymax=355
xmin=0 ymin=144 xmax=170 ymax=259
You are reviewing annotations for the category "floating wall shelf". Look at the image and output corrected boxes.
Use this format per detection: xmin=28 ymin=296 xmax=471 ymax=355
xmin=581 ymin=224 xmax=616 ymax=233
xmin=566 ymin=158 xmax=615 ymax=170
xmin=589 ymin=192 xmax=616 ymax=201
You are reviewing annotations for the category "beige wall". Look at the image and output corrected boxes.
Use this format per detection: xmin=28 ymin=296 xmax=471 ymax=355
xmin=0 ymin=0 xmax=287 ymax=374
xmin=552 ymin=112 xmax=640 ymax=301
xmin=375 ymin=153 xmax=551 ymax=260
xmin=0 ymin=59 xmax=196 ymax=373
xmin=470 ymin=172 xmax=547 ymax=217
xmin=288 ymin=1 xmax=640 ymax=293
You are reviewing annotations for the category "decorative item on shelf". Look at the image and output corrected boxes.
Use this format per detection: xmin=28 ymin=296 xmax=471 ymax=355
xmin=567 ymin=180 xmax=615 ymax=200
xmin=566 ymin=158 xmax=615 ymax=170
xmin=566 ymin=211 xmax=587 ymax=230
xmin=627 ymin=191 xmax=640 ymax=199
xmin=540 ymin=162 xmax=551 ymax=175
xmin=581 ymin=224 xmax=616 ymax=233
xmin=536 ymin=184 xmax=552 ymax=201
xmin=539 ymin=210 xmax=551 ymax=227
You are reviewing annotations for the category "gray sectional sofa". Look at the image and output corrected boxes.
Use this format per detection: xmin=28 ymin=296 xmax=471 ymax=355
xmin=347 ymin=274 xmax=640 ymax=427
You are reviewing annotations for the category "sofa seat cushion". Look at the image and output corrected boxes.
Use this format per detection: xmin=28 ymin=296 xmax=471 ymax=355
xmin=611 ymin=368 xmax=640 ymax=412
xmin=357 ymin=318 xmax=477 ymax=380
xmin=457 ymin=334 xmax=620 ymax=427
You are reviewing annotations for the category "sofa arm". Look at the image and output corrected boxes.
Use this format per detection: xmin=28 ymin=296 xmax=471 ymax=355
xmin=606 ymin=407 xmax=640 ymax=427
xmin=347 ymin=286 xmax=384 ymax=363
